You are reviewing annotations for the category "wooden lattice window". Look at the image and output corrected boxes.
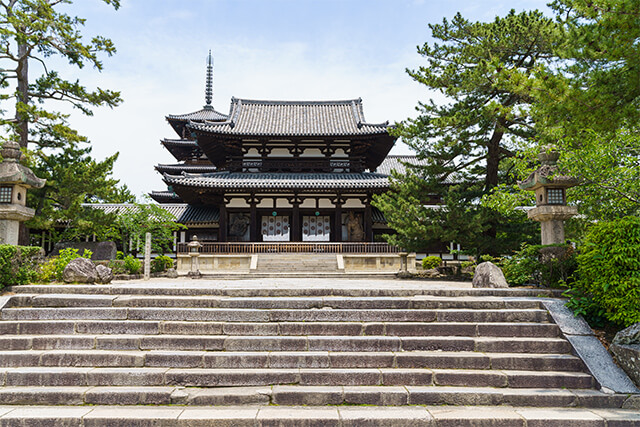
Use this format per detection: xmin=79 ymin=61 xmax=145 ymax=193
xmin=547 ymin=188 xmax=565 ymax=205
xmin=0 ymin=186 xmax=12 ymax=204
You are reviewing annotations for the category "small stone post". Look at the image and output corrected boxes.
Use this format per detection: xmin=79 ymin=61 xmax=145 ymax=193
xmin=0 ymin=141 xmax=45 ymax=245
xmin=518 ymin=147 xmax=578 ymax=245
xmin=187 ymin=235 xmax=202 ymax=278
xmin=399 ymin=252 xmax=408 ymax=273
xmin=144 ymin=232 xmax=151 ymax=280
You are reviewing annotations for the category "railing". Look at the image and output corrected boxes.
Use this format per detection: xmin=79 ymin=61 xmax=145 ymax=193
xmin=177 ymin=242 xmax=399 ymax=254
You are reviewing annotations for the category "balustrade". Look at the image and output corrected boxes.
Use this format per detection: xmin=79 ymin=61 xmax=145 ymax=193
xmin=177 ymin=242 xmax=398 ymax=254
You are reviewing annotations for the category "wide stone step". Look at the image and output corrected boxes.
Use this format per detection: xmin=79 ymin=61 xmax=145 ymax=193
xmin=0 ymin=320 xmax=560 ymax=338
xmin=15 ymin=294 xmax=545 ymax=310
xmin=0 ymin=386 xmax=632 ymax=408
xmin=8 ymin=284 xmax=564 ymax=298
xmin=0 ymin=350 xmax=585 ymax=371
xmin=0 ymin=307 xmax=550 ymax=323
xmin=0 ymin=367 xmax=596 ymax=388
xmin=0 ymin=404 xmax=638 ymax=426
xmin=0 ymin=335 xmax=572 ymax=353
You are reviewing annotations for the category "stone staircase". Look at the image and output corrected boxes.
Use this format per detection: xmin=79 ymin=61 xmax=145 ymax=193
xmin=256 ymin=253 xmax=339 ymax=273
xmin=0 ymin=281 xmax=638 ymax=426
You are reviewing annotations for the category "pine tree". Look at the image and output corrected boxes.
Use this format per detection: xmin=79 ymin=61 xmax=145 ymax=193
xmin=374 ymin=10 xmax=557 ymax=255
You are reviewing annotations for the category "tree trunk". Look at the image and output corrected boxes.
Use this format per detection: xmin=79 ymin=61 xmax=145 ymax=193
xmin=484 ymin=124 xmax=504 ymax=193
xmin=18 ymin=223 xmax=30 ymax=246
xmin=483 ymin=124 xmax=505 ymax=252
xmin=16 ymin=42 xmax=29 ymax=149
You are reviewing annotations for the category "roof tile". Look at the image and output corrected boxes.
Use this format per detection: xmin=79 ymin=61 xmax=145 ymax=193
xmin=164 ymin=171 xmax=391 ymax=191
xmin=189 ymin=98 xmax=391 ymax=137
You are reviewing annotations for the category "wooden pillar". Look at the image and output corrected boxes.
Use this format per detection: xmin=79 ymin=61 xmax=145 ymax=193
xmin=249 ymin=202 xmax=258 ymax=242
xmin=292 ymin=202 xmax=300 ymax=242
xmin=219 ymin=203 xmax=228 ymax=242
xmin=334 ymin=197 xmax=343 ymax=242
xmin=364 ymin=198 xmax=373 ymax=242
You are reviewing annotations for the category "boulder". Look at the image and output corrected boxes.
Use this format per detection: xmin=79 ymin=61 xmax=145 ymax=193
xmin=63 ymin=258 xmax=98 ymax=284
xmin=613 ymin=323 xmax=640 ymax=346
xmin=95 ymin=265 xmax=114 ymax=284
xmin=165 ymin=268 xmax=179 ymax=278
xmin=610 ymin=342 xmax=640 ymax=389
xmin=472 ymin=261 xmax=509 ymax=288
xmin=423 ymin=268 xmax=440 ymax=278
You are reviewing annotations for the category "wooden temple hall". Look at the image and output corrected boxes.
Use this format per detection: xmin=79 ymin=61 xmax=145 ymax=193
xmin=150 ymin=52 xmax=402 ymax=248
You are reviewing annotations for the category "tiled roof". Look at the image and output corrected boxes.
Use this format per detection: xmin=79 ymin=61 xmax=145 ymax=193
xmin=83 ymin=203 xmax=219 ymax=225
xmin=161 ymin=138 xmax=198 ymax=147
xmin=167 ymin=106 xmax=228 ymax=122
xmin=164 ymin=171 xmax=391 ymax=191
xmin=149 ymin=191 xmax=183 ymax=203
xmin=372 ymin=207 xmax=387 ymax=224
xmin=376 ymin=155 xmax=458 ymax=184
xmin=155 ymin=163 xmax=217 ymax=174
xmin=189 ymin=98 xmax=391 ymax=137
xmin=376 ymin=155 xmax=429 ymax=175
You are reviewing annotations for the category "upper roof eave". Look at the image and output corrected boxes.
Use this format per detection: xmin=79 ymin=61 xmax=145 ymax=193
xmin=184 ymin=97 xmax=394 ymax=138
xmin=166 ymin=106 xmax=229 ymax=123
xmin=163 ymin=171 xmax=391 ymax=192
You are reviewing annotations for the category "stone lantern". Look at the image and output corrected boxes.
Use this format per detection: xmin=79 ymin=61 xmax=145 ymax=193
xmin=0 ymin=141 xmax=45 ymax=245
xmin=187 ymin=235 xmax=202 ymax=277
xmin=518 ymin=147 xmax=578 ymax=245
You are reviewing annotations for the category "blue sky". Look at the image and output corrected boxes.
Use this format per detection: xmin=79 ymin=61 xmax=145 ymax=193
xmin=55 ymin=0 xmax=549 ymax=198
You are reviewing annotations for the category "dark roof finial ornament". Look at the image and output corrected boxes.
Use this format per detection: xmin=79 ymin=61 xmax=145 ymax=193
xmin=204 ymin=50 xmax=214 ymax=109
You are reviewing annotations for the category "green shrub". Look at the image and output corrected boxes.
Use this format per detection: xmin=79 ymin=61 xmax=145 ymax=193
xmin=0 ymin=245 xmax=42 ymax=288
xmin=567 ymin=216 xmax=640 ymax=327
xmin=40 ymin=248 xmax=93 ymax=282
xmin=38 ymin=258 xmax=57 ymax=282
xmin=479 ymin=254 xmax=497 ymax=263
xmin=421 ymin=256 xmax=442 ymax=270
xmin=107 ymin=260 xmax=127 ymax=275
xmin=151 ymin=255 xmax=173 ymax=273
xmin=563 ymin=287 xmax=608 ymax=328
xmin=116 ymin=251 xmax=124 ymax=260
xmin=123 ymin=255 xmax=142 ymax=274
xmin=500 ymin=243 xmax=576 ymax=288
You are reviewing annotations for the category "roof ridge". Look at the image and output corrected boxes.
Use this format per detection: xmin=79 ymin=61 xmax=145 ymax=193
xmin=162 ymin=138 xmax=196 ymax=142
xmin=385 ymin=154 xmax=418 ymax=158
xmin=229 ymin=97 xmax=364 ymax=106
xmin=166 ymin=107 xmax=228 ymax=118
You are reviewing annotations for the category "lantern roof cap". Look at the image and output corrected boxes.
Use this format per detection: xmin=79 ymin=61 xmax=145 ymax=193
xmin=0 ymin=141 xmax=46 ymax=188
xmin=519 ymin=147 xmax=578 ymax=191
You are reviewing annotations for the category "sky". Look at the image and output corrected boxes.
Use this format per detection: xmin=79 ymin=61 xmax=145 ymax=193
xmin=49 ymin=0 xmax=549 ymax=199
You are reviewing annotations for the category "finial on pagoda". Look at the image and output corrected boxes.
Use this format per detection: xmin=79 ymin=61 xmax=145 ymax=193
xmin=204 ymin=50 xmax=214 ymax=109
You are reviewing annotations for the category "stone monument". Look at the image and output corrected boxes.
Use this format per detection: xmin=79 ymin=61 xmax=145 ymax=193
xmin=519 ymin=147 xmax=578 ymax=245
xmin=0 ymin=141 xmax=45 ymax=245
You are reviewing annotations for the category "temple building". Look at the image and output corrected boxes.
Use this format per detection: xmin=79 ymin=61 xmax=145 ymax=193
xmin=150 ymin=52 xmax=400 ymax=246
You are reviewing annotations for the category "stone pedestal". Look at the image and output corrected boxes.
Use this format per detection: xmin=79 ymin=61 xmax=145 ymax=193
xmin=0 ymin=205 xmax=35 ymax=245
xmin=527 ymin=205 xmax=578 ymax=245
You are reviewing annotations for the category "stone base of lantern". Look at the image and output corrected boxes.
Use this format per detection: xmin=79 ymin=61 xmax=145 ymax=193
xmin=0 ymin=205 xmax=35 ymax=245
xmin=528 ymin=205 xmax=578 ymax=245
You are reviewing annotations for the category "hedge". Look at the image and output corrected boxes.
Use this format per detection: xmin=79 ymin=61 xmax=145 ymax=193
xmin=0 ymin=245 xmax=43 ymax=289
xmin=569 ymin=216 xmax=640 ymax=327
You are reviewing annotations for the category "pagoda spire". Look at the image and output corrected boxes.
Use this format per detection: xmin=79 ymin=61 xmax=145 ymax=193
xmin=204 ymin=50 xmax=214 ymax=109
